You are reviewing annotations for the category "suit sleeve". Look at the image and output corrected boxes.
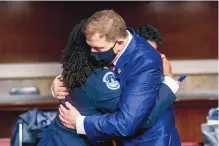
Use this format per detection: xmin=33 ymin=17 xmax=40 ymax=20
xmin=84 ymin=57 xmax=162 ymax=144
xmin=140 ymin=83 xmax=177 ymax=129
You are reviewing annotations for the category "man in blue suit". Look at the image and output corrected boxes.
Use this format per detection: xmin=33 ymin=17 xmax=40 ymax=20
xmin=55 ymin=10 xmax=181 ymax=146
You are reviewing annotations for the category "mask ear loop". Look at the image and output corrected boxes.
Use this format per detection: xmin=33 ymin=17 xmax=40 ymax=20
xmin=112 ymin=40 xmax=119 ymax=57
xmin=111 ymin=40 xmax=118 ymax=49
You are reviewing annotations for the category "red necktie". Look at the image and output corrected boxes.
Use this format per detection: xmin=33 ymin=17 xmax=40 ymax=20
xmin=108 ymin=64 xmax=115 ymax=71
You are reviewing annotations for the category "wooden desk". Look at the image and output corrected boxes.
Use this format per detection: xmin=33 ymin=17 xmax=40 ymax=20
xmin=0 ymin=96 xmax=217 ymax=143
xmin=0 ymin=96 xmax=58 ymax=138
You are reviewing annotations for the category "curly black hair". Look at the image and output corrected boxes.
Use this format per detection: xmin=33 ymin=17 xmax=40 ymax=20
xmin=59 ymin=19 xmax=94 ymax=90
xmin=137 ymin=25 xmax=163 ymax=45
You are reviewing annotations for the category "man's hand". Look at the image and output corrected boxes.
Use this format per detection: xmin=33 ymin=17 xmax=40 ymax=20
xmin=51 ymin=75 xmax=69 ymax=99
xmin=161 ymin=54 xmax=173 ymax=78
xmin=59 ymin=102 xmax=81 ymax=130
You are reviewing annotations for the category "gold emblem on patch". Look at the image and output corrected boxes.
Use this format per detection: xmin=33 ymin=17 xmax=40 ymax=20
xmin=118 ymin=68 xmax=122 ymax=74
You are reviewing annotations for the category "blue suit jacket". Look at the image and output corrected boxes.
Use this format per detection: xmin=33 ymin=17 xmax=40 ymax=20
xmin=84 ymin=28 xmax=181 ymax=146
xmin=38 ymin=70 xmax=178 ymax=146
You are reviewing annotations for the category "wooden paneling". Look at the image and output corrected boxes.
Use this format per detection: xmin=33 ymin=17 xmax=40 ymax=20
xmin=175 ymin=98 xmax=218 ymax=142
xmin=0 ymin=1 xmax=218 ymax=62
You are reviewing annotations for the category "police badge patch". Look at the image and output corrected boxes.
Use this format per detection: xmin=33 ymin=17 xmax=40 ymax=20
xmin=103 ymin=72 xmax=120 ymax=90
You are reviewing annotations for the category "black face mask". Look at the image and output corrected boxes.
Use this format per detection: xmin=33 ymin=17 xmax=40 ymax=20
xmin=90 ymin=41 xmax=117 ymax=66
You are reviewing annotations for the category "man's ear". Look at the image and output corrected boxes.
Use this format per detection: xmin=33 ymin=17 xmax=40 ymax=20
xmin=117 ymin=40 xmax=125 ymax=51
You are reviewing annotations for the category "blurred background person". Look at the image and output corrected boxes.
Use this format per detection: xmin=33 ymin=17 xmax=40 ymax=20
xmin=137 ymin=25 xmax=162 ymax=49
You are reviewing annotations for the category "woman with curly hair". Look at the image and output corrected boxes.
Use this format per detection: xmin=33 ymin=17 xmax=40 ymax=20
xmin=38 ymin=19 xmax=121 ymax=146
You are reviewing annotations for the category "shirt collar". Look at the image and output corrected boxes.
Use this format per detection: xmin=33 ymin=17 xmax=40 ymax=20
xmin=112 ymin=30 xmax=133 ymax=66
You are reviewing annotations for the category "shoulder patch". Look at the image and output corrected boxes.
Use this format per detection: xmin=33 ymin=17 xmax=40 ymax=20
xmin=103 ymin=72 xmax=120 ymax=90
